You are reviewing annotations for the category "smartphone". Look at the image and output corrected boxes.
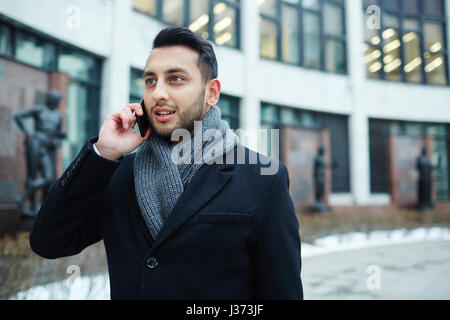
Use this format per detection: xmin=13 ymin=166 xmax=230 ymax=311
xmin=136 ymin=98 xmax=151 ymax=137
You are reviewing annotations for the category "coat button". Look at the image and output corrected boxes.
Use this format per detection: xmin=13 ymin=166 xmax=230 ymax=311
xmin=146 ymin=257 xmax=158 ymax=269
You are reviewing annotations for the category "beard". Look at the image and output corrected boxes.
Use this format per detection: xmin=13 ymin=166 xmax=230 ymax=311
xmin=149 ymin=88 xmax=206 ymax=139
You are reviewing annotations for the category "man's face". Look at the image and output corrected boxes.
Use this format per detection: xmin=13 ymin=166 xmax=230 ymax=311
xmin=143 ymin=45 xmax=209 ymax=138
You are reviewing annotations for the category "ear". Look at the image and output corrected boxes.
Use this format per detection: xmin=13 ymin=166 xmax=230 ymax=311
xmin=206 ymin=79 xmax=221 ymax=107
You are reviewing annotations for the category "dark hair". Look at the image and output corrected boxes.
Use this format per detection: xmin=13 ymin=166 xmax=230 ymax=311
xmin=153 ymin=26 xmax=218 ymax=83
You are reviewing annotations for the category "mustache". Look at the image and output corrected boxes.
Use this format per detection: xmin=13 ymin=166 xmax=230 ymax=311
xmin=150 ymin=104 xmax=178 ymax=112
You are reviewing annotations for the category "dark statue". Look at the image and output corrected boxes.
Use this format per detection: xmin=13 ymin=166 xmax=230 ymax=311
xmin=416 ymin=147 xmax=440 ymax=211
xmin=313 ymin=146 xmax=338 ymax=213
xmin=14 ymin=90 xmax=66 ymax=218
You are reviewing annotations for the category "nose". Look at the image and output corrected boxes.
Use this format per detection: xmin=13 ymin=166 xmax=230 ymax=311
xmin=152 ymin=82 xmax=169 ymax=105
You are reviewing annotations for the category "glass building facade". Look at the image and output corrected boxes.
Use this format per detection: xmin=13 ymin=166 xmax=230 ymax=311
xmin=1 ymin=0 xmax=449 ymax=207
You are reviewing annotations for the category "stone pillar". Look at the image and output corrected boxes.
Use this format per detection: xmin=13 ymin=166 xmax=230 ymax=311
xmin=239 ymin=0 xmax=260 ymax=152
xmin=346 ymin=0 xmax=371 ymax=205
xmin=281 ymin=126 xmax=295 ymax=197
xmin=388 ymin=135 xmax=398 ymax=206
xmin=320 ymin=129 xmax=332 ymax=205
xmin=100 ymin=0 xmax=133 ymax=122
xmin=446 ymin=0 xmax=450 ymax=85
xmin=424 ymin=136 xmax=436 ymax=206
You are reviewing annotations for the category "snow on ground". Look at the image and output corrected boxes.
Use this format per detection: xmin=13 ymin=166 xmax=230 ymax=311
xmin=10 ymin=226 xmax=450 ymax=300
xmin=10 ymin=273 xmax=110 ymax=300
xmin=301 ymin=226 xmax=450 ymax=258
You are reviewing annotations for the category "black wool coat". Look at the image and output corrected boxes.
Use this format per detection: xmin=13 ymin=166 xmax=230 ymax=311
xmin=30 ymin=137 xmax=303 ymax=300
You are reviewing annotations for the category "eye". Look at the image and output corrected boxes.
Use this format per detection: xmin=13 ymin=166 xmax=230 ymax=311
xmin=170 ymin=75 xmax=184 ymax=82
xmin=145 ymin=78 xmax=156 ymax=86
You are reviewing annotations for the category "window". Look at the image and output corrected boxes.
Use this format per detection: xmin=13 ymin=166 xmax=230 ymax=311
xmin=260 ymin=18 xmax=278 ymax=59
xmin=58 ymin=48 xmax=102 ymax=169
xmin=213 ymin=1 xmax=239 ymax=47
xmin=163 ymin=0 xmax=184 ymax=25
xmin=58 ymin=48 xmax=101 ymax=82
xmin=281 ymin=4 xmax=300 ymax=64
xmin=64 ymin=81 xmax=100 ymax=168
xmin=130 ymin=68 xmax=145 ymax=103
xmin=424 ymin=0 xmax=445 ymax=16
xmin=369 ymin=119 xmax=391 ymax=193
xmin=403 ymin=18 xmax=421 ymax=83
xmin=15 ymin=31 xmax=55 ymax=69
xmin=217 ymin=94 xmax=240 ymax=129
xmin=316 ymin=112 xmax=350 ymax=192
xmin=369 ymin=119 xmax=450 ymax=201
xmin=189 ymin=0 xmax=209 ymax=39
xmin=260 ymin=103 xmax=282 ymax=159
xmin=323 ymin=3 xmax=346 ymax=73
xmin=261 ymin=103 xmax=350 ymax=192
xmin=423 ymin=22 xmax=447 ymax=85
xmin=133 ymin=0 xmax=157 ymax=15
xmin=0 ymin=23 xmax=13 ymax=56
xmin=133 ymin=0 xmax=240 ymax=49
xmin=258 ymin=0 xmax=347 ymax=74
xmin=303 ymin=11 xmax=321 ymax=68
xmin=363 ymin=0 xmax=448 ymax=85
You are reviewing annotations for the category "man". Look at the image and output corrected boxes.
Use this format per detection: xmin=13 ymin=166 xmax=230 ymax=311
xmin=30 ymin=26 xmax=302 ymax=300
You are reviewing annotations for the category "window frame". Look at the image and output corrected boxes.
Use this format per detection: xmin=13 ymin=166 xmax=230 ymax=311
xmin=0 ymin=22 xmax=14 ymax=57
xmin=0 ymin=20 xmax=102 ymax=85
xmin=368 ymin=117 xmax=450 ymax=201
xmin=363 ymin=0 xmax=449 ymax=86
xmin=261 ymin=102 xmax=351 ymax=192
xmin=129 ymin=67 xmax=145 ymax=103
xmin=133 ymin=0 xmax=241 ymax=50
xmin=259 ymin=0 xmax=347 ymax=75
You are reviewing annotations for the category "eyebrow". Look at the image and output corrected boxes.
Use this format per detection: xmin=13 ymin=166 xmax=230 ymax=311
xmin=143 ymin=67 xmax=190 ymax=78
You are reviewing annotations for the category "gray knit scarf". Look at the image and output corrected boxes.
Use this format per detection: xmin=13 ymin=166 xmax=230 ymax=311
xmin=134 ymin=106 xmax=238 ymax=240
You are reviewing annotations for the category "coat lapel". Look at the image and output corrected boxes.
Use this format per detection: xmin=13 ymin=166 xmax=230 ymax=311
xmin=149 ymin=162 xmax=234 ymax=253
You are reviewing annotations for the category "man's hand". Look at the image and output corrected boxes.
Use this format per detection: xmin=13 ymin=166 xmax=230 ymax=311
xmin=96 ymin=104 xmax=152 ymax=160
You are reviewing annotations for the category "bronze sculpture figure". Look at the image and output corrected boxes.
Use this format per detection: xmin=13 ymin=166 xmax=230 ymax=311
xmin=14 ymin=90 xmax=66 ymax=218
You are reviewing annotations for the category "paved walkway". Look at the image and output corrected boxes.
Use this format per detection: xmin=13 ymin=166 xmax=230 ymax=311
xmin=302 ymin=240 xmax=450 ymax=299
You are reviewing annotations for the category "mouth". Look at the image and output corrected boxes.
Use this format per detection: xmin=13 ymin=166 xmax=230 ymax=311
xmin=154 ymin=107 xmax=176 ymax=123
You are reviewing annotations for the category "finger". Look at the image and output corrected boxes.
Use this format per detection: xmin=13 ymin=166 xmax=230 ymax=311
xmin=108 ymin=113 xmax=122 ymax=127
xmin=128 ymin=103 xmax=144 ymax=116
xmin=118 ymin=109 xmax=133 ymax=129
xmin=126 ymin=103 xmax=142 ymax=114
xmin=123 ymin=106 xmax=136 ymax=127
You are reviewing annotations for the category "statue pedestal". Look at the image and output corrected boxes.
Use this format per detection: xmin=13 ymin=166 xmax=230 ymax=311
xmin=418 ymin=203 xmax=434 ymax=212
xmin=0 ymin=204 xmax=35 ymax=237
xmin=0 ymin=204 xmax=21 ymax=237
xmin=313 ymin=201 xmax=331 ymax=213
